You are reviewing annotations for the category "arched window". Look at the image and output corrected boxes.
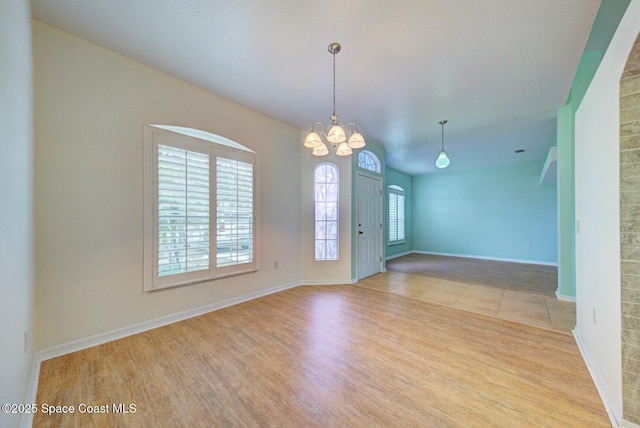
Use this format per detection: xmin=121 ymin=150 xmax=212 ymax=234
xmin=388 ymin=185 xmax=405 ymax=244
xmin=314 ymin=163 xmax=339 ymax=260
xmin=143 ymin=125 xmax=258 ymax=290
xmin=357 ymin=150 xmax=381 ymax=173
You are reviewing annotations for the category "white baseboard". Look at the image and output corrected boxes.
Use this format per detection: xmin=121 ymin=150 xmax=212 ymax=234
xmin=23 ymin=280 xmax=302 ymax=427
xmin=385 ymin=250 xmax=413 ymax=261
xmin=556 ymin=290 xmax=576 ymax=302
xmin=21 ymin=355 xmax=40 ymax=428
xmin=301 ymin=279 xmax=356 ymax=286
xmin=37 ymin=281 xmax=301 ymax=363
xmin=621 ymin=419 xmax=640 ymax=428
xmin=573 ymin=329 xmax=622 ymax=427
xmin=412 ymin=250 xmax=558 ymax=266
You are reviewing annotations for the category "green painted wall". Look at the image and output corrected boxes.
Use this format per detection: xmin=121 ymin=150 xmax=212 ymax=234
xmin=557 ymin=104 xmax=575 ymax=298
xmin=557 ymin=50 xmax=603 ymax=298
xmin=572 ymin=51 xmax=604 ymax=110
xmin=385 ymin=167 xmax=413 ymax=259
xmin=412 ymin=160 xmax=557 ymax=263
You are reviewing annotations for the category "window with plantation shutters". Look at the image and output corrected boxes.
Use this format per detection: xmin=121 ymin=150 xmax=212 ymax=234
xmin=388 ymin=186 xmax=405 ymax=245
xmin=144 ymin=125 xmax=258 ymax=291
xmin=157 ymin=145 xmax=210 ymax=277
xmin=216 ymin=157 xmax=253 ymax=268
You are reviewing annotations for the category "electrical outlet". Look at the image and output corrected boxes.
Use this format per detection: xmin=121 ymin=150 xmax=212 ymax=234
xmin=525 ymin=243 xmax=531 ymax=250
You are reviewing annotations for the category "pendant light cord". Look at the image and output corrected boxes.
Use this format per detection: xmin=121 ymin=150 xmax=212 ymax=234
xmin=439 ymin=120 xmax=448 ymax=151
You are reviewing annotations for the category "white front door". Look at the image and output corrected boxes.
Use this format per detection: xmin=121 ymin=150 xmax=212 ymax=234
xmin=357 ymin=173 xmax=382 ymax=280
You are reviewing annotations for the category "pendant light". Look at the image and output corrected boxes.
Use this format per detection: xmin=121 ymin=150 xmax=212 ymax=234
xmin=304 ymin=43 xmax=366 ymax=157
xmin=435 ymin=119 xmax=451 ymax=169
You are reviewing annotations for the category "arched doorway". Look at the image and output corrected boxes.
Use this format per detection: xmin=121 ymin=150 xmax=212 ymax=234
xmin=619 ymin=31 xmax=640 ymax=426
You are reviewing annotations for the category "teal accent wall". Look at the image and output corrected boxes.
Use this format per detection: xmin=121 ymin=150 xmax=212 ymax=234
xmin=572 ymin=51 xmax=604 ymax=110
xmin=554 ymin=0 xmax=629 ymax=297
xmin=385 ymin=167 xmax=413 ymax=259
xmin=557 ymin=51 xmax=603 ymax=298
xmin=557 ymin=105 xmax=575 ymax=297
xmin=412 ymin=160 xmax=557 ymax=263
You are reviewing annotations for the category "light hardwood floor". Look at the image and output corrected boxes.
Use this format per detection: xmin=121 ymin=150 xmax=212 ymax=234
xmin=34 ymin=285 xmax=607 ymax=427
xmin=386 ymin=253 xmax=559 ymax=296
xmin=357 ymin=271 xmax=576 ymax=333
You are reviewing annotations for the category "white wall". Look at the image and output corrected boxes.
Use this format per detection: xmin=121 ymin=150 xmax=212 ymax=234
xmin=0 ymin=1 xmax=35 ymax=427
xmin=33 ymin=21 xmax=302 ymax=350
xmin=574 ymin=0 xmax=640 ymax=423
xmin=300 ymin=134 xmax=354 ymax=284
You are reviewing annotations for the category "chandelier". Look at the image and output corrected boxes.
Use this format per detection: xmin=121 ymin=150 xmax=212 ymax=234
xmin=435 ymin=119 xmax=451 ymax=168
xmin=304 ymin=43 xmax=366 ymax=156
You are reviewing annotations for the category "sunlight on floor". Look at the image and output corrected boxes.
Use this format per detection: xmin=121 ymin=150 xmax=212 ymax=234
xmin=356 ymin=271 xmax=575 ymax=333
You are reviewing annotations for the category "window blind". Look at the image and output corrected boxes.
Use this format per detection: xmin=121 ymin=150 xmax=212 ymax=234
xmin=157 ymin=144 xmax=210 ymax=276
xmin=388 ymin=187 xmax=405 ymax=244
xmin=216 ymin=157 xmax=254 ymax=267
xmin=145 ymin=125 xmax=258 ymax=291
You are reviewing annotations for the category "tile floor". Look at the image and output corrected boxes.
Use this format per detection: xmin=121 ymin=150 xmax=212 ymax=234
xmin=356 ymin=271 xmax=576 ymax=333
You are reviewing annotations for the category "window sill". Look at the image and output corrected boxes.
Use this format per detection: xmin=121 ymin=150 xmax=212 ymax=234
xmin=145 ymin=268 xmax=258 ymax=292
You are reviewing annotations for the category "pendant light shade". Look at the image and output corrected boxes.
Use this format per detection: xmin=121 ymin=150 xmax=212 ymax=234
xmin=327 ymin=123 xmax=347 ymax=144
xmin=312 ymin=143 xmax=330 ymax=156
xmin=304 ymin=131 xmax=323 ymax=148
xmin=435 ymin=119 xmax=450 ymax=169
xmin=435 ymin=150 xmax=450 ymax=168
xmin=336 ymin=142 xmax=353 ymax=156
xmin=348 ymin=130 xmax=366 ymax=149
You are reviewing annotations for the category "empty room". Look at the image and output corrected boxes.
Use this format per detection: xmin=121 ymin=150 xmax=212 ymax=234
xmin=2 ymin=0 xmax=639 ymax=427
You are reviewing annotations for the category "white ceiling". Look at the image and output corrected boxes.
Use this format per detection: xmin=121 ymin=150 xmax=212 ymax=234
xmin=31 ymin=0 xmax=600 ymax=176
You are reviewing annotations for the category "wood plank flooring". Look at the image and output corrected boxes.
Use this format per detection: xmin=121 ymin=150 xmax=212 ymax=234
xmin=386 ymin=253 xmax=558 ymax=296
xmin=34 ymin=286 xmax=608 ymax=427
xmin=357 ymin=271 xmax=576 ymax=333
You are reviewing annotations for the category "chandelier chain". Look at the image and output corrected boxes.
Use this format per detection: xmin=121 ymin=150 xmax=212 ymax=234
xmin=332 ymin=51 xmax=336 ymax=118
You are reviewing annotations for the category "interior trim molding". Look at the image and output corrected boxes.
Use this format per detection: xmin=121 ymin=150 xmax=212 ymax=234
xmin=385 ymin=250 xmax=413 ymax=260
xmin=573 ymin=329 xmax=622 ymax=427
xmin=24 ymin=280 xmax=303 ymax=426
xmin=556 ymin=290 xmax=576 ymax=302
xmin=22 ymin=355 xmax=41 ymax=428
xmin=621 ymin=419 xmax=640 ymax=428
xmin=36 ymin=281 xmax=302 ymax=363
xmin=301 ymin=279 xmax=357 ymax=286
xmin=413 ymin=250 xmax=558 ymax=266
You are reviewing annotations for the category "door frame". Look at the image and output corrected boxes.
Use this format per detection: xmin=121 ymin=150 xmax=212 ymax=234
xmin=355 ymin=171 xmax=383 ymax=280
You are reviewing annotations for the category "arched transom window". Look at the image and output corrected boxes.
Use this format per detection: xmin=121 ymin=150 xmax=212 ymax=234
xmin=357 ymin=150 xmax=381 ymax=173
